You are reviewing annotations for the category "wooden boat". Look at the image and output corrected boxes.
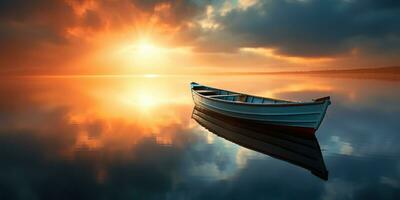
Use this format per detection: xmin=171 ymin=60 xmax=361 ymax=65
xmin=190 ymin=82 xmax=331 ymax=134
xmin=192 ymin=106 xmax=329 ymax=180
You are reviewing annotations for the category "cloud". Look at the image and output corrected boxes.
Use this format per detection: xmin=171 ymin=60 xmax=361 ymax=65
xmin=0 ymin=0 xmax=82 ymax=73
xmin=0 ymin=0 xmax=211 ymax=74
xmin=192 ymin=0 xmax=400 ymax=58
xmin=0 ymin=0 xmax=400 ymax=74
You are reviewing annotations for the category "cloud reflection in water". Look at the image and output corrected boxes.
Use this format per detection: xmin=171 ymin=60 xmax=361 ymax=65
xmin=0 ymin=75 xmax=399 ymax=199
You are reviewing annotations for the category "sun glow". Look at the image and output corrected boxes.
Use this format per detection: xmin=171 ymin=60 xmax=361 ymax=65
xmin=136 ymin=41 xmax=159 ymax=56
xmin=125 ymin=38 xmax=168 ymax=68
xmin=103 ymin=36 xmax=193 ymax=74
xmin=134 ymin=39 xmax=162 ymax=57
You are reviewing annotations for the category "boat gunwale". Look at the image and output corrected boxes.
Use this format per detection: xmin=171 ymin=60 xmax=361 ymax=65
xmin=191 ymin=83 xmax=330 ymax=107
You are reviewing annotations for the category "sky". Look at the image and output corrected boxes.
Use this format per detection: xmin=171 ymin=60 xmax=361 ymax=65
xmin=0 ymin=0 xmax=399 ymax=75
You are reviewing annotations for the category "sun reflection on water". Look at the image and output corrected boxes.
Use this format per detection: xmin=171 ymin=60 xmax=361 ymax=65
xmin=1 ymin=74 xmax=400 ymax=198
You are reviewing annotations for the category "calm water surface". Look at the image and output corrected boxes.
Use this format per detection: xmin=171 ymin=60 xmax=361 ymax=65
xmin=0 ymin=75 xmax=399 ymax=199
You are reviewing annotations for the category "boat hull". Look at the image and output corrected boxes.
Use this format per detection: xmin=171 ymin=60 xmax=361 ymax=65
xmin=191 ymin=85 xmax=330 ymax=134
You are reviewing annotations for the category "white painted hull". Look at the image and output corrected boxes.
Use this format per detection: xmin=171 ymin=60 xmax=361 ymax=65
xmin=190 ymin=82 xmax=331 ymax=134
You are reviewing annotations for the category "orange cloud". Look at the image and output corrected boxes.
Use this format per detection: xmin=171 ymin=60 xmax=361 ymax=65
xmin=1 ymin=0 xmax=399 ymax=75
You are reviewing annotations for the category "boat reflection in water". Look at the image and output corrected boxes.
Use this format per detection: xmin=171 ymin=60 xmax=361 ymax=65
xmin=192 ymin=106 xmax=329 ymax=180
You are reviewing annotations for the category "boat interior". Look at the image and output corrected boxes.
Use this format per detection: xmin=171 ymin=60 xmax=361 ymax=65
xmin=192 ymin=83 xmax=292 ymax=104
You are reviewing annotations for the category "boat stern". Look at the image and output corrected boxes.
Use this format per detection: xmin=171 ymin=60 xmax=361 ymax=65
xmin=313 ymin=96 xmax=331 ymax=105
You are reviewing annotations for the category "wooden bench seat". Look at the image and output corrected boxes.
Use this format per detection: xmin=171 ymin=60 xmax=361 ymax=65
xmin=195 ymin=90 xmax=218 ymax=95
xmin=208 ymin=94 xmax=240 ymax=98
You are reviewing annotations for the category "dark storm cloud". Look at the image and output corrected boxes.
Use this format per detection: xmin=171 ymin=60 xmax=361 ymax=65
xmin=206 ymin=0 xmax=400 ymax=57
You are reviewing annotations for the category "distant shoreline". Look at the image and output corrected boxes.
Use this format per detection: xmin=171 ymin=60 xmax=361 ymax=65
xmin=207 ymin=66 xmax=400 ymax=75
xmin=204 ymin=66 xmax=400 ymax=81
xmin=3 ymin=66 xmax=400 ymax=81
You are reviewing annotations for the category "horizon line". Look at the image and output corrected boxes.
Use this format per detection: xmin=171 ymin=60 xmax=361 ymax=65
xmin=2 ymin=66 xmax=400 ymax=77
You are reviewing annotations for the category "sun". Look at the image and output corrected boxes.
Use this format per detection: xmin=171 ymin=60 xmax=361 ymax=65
xmin=135 ymin=39 xmax=161 ymax=57
xmin=113 ymin=37 xmax=176 ymax=70
xmin=130 ymin=39 xmax=166 ymax=68
xmin=137 ymin=42 xmax=156 ymax=55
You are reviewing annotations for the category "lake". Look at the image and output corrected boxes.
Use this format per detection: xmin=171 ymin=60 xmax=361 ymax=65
xmin=0 ymin=74 xmax=399 ymax=199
